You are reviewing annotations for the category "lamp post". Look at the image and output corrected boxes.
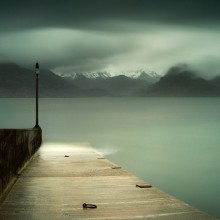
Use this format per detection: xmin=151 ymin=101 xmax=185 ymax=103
xmin=35 ymin=62 xmax=40 ymax=128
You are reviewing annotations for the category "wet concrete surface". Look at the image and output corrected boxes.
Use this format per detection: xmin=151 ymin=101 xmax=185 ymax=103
xmin=0 ymin=142 xmax=216 ymax=219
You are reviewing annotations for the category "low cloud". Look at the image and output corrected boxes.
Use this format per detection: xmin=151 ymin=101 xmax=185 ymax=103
xmin=1 ymin=22 xmax=220 ymax=78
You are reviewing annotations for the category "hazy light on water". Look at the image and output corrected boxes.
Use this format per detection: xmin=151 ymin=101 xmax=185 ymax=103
xmin=39 ymin=142 xmax=92 ymax=153
xmin=94 ymin=144 xmax=121 ymax=156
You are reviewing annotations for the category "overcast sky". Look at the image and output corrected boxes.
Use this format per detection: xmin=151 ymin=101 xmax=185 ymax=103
xmin=1 ymin=0 xmax=220 ymax=77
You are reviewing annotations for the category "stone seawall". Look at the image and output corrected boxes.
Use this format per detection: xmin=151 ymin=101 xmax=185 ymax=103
xmin=0 ymin=128 xmax=42 ymax=200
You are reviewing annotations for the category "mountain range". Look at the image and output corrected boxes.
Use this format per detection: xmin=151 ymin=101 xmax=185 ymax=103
xmin=1 ymin=62 xmax=220 ymax=97
xmin=57 ymin=69 xmax=159 ymax=82
xmin=58 ymin=69 xmax=160 ymax=97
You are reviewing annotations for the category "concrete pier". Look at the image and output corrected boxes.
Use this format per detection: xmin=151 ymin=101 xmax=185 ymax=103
xmin=0 ymin=142 xmax=216 ymax=219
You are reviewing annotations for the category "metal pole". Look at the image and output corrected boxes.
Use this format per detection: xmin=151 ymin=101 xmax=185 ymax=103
xmin=35 ymin=62 xmax=40 ymax=128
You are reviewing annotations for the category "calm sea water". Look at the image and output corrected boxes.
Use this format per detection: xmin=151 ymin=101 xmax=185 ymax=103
xmin=1 ymin=98 xmax=220 ymax=218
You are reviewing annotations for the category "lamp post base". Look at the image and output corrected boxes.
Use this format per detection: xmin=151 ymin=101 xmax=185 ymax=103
xmin=34 ymin=125 xmax=40 ymax=129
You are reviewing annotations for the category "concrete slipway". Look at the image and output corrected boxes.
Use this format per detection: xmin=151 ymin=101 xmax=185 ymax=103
xmin=0 ymin=142 xmax=217 ymax=219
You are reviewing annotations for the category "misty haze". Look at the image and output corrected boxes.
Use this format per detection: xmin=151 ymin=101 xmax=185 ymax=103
xmin=1 ymin=0 xmax=220 ymax=219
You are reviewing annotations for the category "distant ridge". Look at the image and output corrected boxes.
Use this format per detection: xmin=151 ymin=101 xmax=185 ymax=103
xmin=0 ymin=63 xmax=85 ymax=97
xmin=142 ymin=64 xmax=220 ymax=97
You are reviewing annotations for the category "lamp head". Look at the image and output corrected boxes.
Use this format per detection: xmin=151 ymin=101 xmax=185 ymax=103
xmin=35 ymin=62 xmax=40 ymax=75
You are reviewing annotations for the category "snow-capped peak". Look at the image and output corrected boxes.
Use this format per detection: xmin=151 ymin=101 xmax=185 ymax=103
xmin=115 ymin=69 xmax=161 ymax=82
xmin=56 ymin=68 xmax=161 ymax=82
xmin=57 ymin=71 xmax=111 ymax=79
